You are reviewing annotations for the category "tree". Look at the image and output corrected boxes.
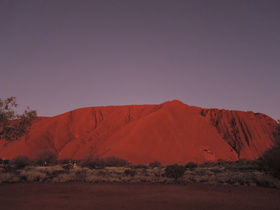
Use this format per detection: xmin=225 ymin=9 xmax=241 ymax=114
xmin=36 ymin=150 xmax=57 ymax=166
xmin=165 ymin=164 xmax=186 ymax=182
xmin=259 ymin=120 xmax=280 ymax=179
xmin=11 ymin=155 xmax=31 ymax=169
xmin=0 ymin=96 xmax=37 ymax=142
xmin=273 ymin=120 xmax=280 ymax=144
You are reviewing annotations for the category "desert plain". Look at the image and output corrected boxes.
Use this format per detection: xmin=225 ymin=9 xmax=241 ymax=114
xmin=1 ymin=183 xmax=280 ymax=210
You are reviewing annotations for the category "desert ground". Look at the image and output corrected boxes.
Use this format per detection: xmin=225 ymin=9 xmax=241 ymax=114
xmin=0 ymin=183 xmax=280 ymax=210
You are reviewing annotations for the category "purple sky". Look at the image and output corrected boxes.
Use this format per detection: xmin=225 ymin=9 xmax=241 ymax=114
xmin=1 ymin=0 xmax=279 ymax=120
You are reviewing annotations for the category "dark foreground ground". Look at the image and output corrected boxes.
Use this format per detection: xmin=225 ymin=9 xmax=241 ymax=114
xmin=0 ymin=183 xmax=279 ymax=210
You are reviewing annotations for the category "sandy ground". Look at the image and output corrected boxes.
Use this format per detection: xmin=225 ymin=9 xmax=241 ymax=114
xmin=0 ymin=183 xmax=279 ymax=210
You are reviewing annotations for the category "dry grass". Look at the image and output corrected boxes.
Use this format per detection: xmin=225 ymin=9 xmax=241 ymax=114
xmin=20 ymin=170 xmax=46 ymax=182
xmin=0 ymin=172 xmax=20 ymax=183
xmin=0 ymin=163 xmax=279 ymax=188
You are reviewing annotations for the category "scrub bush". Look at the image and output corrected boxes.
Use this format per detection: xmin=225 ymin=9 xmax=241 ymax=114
xmin=185 ymin=162 xmax=198 ymax=171
xmin=11 ymin=155 xmax=31 ymax=169
xmin=259 ymin=121 xmax=280 ymax=179
xmin=149 ymin=161 xmax=162 ymax=168
xmin=124 ymin=169 xmax=137 ymax=177
xmin=165 ymin=164 xmax=186 ymax=182
xmin=36 ymin=150 xmax=57 ymax=166
xmin=103 ymin=156 xmax=130 ymax=167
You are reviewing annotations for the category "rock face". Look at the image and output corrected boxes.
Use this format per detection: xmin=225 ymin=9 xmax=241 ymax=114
xmin=0 ymin=100 xmax=277 ymax=164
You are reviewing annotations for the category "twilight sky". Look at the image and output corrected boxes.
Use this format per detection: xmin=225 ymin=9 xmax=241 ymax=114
xmin=1 ymin=0 xmax=279 ymax=120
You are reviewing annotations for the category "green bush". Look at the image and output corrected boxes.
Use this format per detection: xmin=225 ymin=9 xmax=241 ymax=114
xmin=11 ymin=155 xmax=31 ymax=169
xmin=165 ymin=164 xmax=186 ymax=182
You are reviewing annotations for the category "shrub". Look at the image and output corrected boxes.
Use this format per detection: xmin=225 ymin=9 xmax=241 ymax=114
xmin=130 ymin=164 xmax=149 ymax=169
xmin=40 ymin=166 xmax=65 ymax=179
xmin=11 ymin=155 xmax=31 ymax=169
xmin=165 ymin=164 xmax=186 ymax=182
xmin=0 ymin=172 xmax=20 ymax=183
xmin=2 ymin=164 xmax=13 ymax=173
xmin=3 ymin=159 xmax=10 ymax=164
xmin=62 ymin=164 xmax=74 ymax=170
xmin=236 ymin=159 xmax=257 ymax=166
xmin=254 ymin=173 xmax=280 ymax=188
xmin=74 ymin=169 xmax=87 ymax=181
xmin=195 ymin=169 xmax=210 ymax=176
xmin=80 ymin=160 xmax=96 ymax=169
xmin=149 ymin=161 xmax=162 ymax=168
xmin=58 ymin=159 xmax=73 ymax=164
xmin=259 ymin=145 xmax=280 ymax=179
xmin=258 ymin=121 xmax=280 ymax=179
xmin=185 ymin=162 xmax=198 ymax=171
xmin=0 ymin=158 xmax=10 ymax=164
xmin=36 ymin=150 xmax=57 ymax=166
xmin=80 ymin=155 xmax=105 ymax=169
xmin=124 ymin=169 xmax=137 ymax=177
xmin=202 ymin=162 xmax=216 ymax=167
xmin=104 ymin=156 xmax=130 ymax=167
xmin=20 ymin=170 xmax=46 ymax=182
xmin=210 ymin=168 xmax=224 ymax=173
xmin=53 ymin=173 xmax=74 ymax=183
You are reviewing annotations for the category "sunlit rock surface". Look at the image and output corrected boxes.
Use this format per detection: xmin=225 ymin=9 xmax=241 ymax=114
xmin=0 ymin=100 xmax=277 ymax=164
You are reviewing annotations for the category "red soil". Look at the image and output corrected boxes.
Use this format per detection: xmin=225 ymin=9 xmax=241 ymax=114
xmin=0 ymin=100 xmax=277 ymax=164
xmin=0 ymin=183 xmax=279 ymax=210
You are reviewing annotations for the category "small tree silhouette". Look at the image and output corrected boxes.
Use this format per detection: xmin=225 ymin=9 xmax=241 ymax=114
xmin=165 ymin=164 xmax=186 ymax=182
xmin=11 ymin=155 xmax=31 ymax=169
xmin=36 ymin=150 xmax=57 ymax=166
xmin=259 ymin=121 xmax=280 ymax=179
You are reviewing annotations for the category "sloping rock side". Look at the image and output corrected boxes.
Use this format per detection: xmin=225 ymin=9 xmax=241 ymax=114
xmin=0 ymin=100 xmax=277 ymax=164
